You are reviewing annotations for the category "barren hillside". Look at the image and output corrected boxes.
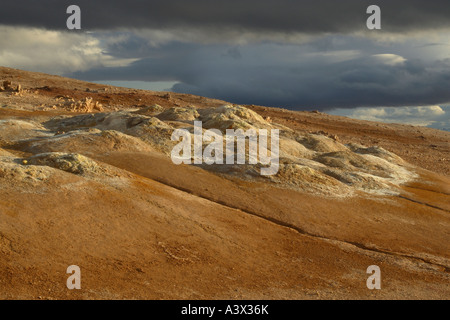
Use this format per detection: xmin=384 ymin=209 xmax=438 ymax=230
xmin=0 ymin=66 xmax=448 ymax=299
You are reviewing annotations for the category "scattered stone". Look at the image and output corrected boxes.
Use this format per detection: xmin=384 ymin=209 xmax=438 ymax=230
xmin=0 ymin=80 xmax=22 ymax=94
xmin=49 ymin=96 xmax=104 ymax=112
xmin=3 ymin=80 xmax=12 ymax=90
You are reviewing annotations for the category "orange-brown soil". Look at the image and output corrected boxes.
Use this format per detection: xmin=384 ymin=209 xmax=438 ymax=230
xmin=0 ymin=66 xmax=448 ymax=299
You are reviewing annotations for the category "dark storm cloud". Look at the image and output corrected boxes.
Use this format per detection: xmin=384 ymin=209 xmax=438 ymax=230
xmin=170 ymin=58 xmax=450 ymax=109
xmin=3 ymin=1 xmax=450 ymax=110
xmin=69 ymin=39 xmax=450 ymax=110
xmin=1 ymin=0 xmax=450 ymax=33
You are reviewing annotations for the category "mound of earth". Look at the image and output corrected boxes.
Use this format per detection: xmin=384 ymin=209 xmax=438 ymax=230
xmin=23 ymin=129 xmax=154 ymax=156
xmin=26 ymin=152 xmax=101 ymax=176
xmin=198 ymin=104 xmax=273 ymax=130
xmin=10 ymin=103 xmax=416 ymax=196
xmin=0 ymin=119 xmax=52 ymax=142
xmin=156 ymin=106 xmax=200 ymax=122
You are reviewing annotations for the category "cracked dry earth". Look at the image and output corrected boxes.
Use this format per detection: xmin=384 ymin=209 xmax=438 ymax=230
xmin=0 ymin=66 xmax=449 ymax=299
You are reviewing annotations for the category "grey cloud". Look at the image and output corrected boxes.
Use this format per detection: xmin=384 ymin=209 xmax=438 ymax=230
xmin=222 ymin=47 xmax=242 ymax=60
xmin=0 ymin=26 xmax=110 ymax=74
xmin=1 ymin=1 xmax=450 ymax=34
xmin=4 ymin=1 xmax=450 ymax=111
xmin=329 ymin=106 xmax=450 ymax=131
xmin=69 ymin=36 xmax=450 ymax=110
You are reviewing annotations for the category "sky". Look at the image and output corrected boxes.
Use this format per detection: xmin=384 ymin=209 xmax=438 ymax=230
xmin=0 ymin=1 xmax=449 ymax=130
